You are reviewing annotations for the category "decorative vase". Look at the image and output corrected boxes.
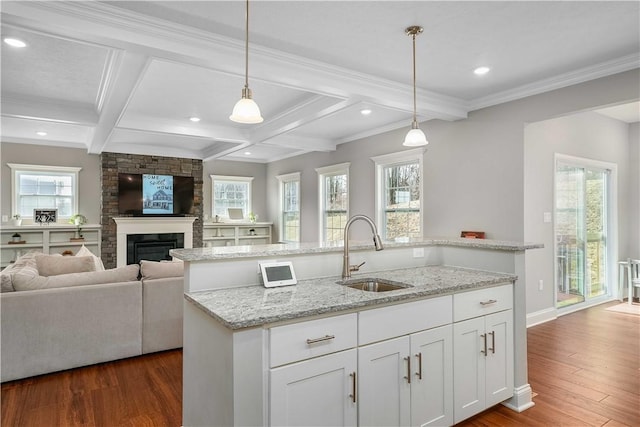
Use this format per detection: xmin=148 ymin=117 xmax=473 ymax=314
xmin=12 ymin=219 xmax=22 ymax=226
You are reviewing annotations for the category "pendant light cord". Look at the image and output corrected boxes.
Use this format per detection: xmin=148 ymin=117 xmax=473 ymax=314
xmin=244 ymin=0 xmax=250 ymax=89
xmin=411 ymin=32 xmax=417 ymax=123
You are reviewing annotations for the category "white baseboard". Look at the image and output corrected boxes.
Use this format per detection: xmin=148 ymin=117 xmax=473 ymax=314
xmin=502 ymin=384 xmax=536 ymax=412
xmin=526 ymin=307 xmax=557 ymax=328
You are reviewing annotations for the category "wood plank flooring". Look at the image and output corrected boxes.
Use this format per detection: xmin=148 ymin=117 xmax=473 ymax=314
xmin=2 ymin=301 xmax=638 ymax=426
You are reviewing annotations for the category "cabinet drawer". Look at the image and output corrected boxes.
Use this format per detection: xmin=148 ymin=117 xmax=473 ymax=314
xmin=358 ymin=296 xmax=452 ymax=345
xmin=453 ymin=284 xmax=513 ymax=322
xmin=269 ymin=313 xmax=357 ymax=367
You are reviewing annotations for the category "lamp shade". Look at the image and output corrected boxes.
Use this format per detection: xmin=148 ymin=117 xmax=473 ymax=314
xmin=229 ymin=97 xmax=264 ymax=124
xmin=403 ymin=123 xmax=428 ymax=147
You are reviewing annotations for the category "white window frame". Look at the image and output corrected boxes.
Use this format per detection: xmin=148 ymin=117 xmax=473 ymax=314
xmin=277 ymin=172 xmax=301 ymax=243
xmin=371 ymin=148 xmax=425 ymax=240
xmin=316 ymin=162 xmax=350 ymax=243
xmin=211 ymin=175 xmax=254 ymax=220
xmin=8 ymin=163 xmax=81 ymax=223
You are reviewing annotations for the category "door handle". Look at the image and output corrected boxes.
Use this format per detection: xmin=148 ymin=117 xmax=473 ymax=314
xmin=349 ymin=372 xmax=356 ymax=403
xmin=480 ymin=333 xmax=487 ymax=356
xmin=488 ymin=331 xmax=495 ymax=354
xmin=415 ymin=352 xmax=423 ymax=380
xmin=404 ymin=356 xmax=411 ymax=384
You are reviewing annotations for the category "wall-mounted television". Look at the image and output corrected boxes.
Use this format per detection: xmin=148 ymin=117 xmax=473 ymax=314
xmin=118 ymin=173 xmax=194 ymax=216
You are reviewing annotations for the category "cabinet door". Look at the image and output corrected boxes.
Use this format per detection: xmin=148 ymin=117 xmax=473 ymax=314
xmin=358 ymin=337 xmax=411 ymax=427
xmin=453 ymin=316 xmax=486 ymax=424
xmin=270 ymin=349 xmax=357 ymax=427
xmin=411 ymin=324 xmax=453 ymax=427
xmin=484 ymin=310 xmax=513 ymax=407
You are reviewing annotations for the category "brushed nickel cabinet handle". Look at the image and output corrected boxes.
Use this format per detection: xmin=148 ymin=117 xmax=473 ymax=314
xmin=480 ymin=333 xmax=487 ymax=356
xmin=415 ymin=352 xmax=423 ymax=380
xmin=488 ymin=331 xmax=495 ymax=354
xmin=480 ymin=299 xmax=498 ymax=306
xmin=349 ymin=372 xmax=357 ymax=403
xmin=404 ymin=356 xmax=411 ymax=384
xmin=306 ymin=334 xmax=335 ymax=345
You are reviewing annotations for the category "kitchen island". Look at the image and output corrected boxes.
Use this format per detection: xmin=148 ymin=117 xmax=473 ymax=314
xmin=171 ymin=238 xmax=541 ymax=426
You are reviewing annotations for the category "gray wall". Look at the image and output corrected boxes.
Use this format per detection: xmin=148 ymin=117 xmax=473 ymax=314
xmin=267 ymin=69 xmax=639 ymax=245
xmin=0 ymin=143 xmax=102 ymax=224
xmin=524 ymin=112 xmax=633 ymax=319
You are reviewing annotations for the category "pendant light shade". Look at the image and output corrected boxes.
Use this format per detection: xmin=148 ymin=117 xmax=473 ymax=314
xmin=230 ymin=0 xmax=263 ymax=124
xmin=403 ymin=26 xmax=428 ymax=147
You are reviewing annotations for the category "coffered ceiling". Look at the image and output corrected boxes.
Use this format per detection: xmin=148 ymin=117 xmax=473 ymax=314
xmin=1 ymin=1 xmax=638 ymax=163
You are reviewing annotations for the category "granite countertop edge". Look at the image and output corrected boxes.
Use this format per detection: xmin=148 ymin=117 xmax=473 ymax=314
xmin=171 ymin=237 xmax=543 ymax=262
xmin=185 ymin=266 xmax=517 ymax=330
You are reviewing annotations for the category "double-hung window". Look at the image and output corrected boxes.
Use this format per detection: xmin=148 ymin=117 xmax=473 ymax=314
xmin=9 ymin=163 xmax=81 ymax=222
xmin=316 ymin=163 xmax=349 ymax=243
xmin=211 ymin=175 xmax=253 ymax=220
xmin=277 ymin=172 xmax=300 ymax=243
xmin=371 ymin=149 xmax=424 ymax=240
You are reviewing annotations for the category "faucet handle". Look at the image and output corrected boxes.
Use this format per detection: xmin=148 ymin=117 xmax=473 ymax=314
xmin=350 ymin=261 xmax=366 ymax=272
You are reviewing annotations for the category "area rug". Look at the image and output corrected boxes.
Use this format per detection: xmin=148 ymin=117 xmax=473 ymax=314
xmin=605 ymin=302 xmax=640 ymax=316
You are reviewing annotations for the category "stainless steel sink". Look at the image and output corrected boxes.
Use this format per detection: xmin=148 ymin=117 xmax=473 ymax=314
xmin=338 ymin=278 xmax=413 ymax=292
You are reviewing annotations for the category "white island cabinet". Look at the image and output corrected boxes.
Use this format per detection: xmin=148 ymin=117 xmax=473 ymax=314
xmin=453 ymin=284 xmax=514 ymax=423
xmin=173 ymin=238 xmax=541 ymax=427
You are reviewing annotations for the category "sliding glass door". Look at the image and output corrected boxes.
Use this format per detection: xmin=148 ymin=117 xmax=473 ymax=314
xmin=555 ymin=159 xmax=609 ymax=309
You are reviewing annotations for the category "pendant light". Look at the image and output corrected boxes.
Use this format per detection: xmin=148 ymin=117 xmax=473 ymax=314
xmin=403 ymin=26 xmax=428 ymax=147
xmin=230 ymin=0 xmax=263 ymax=124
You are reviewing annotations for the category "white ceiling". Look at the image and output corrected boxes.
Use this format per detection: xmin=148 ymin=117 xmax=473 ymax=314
xmin=1 ymin=1 xmax=639 ymax=163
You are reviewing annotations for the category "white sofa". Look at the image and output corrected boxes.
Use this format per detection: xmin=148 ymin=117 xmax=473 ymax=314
xmin=0 ymin=253 xmax=184 ymax=382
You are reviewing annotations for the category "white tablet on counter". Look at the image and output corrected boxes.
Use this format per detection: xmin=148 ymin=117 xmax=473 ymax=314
xmin=260 ymin=261 xmax=297 ymax=287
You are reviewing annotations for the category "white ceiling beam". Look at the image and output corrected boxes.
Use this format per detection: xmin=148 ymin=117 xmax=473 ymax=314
xmin=249 ymin=95 xmax=354 ymax=144
xmin=88 ymin=51 xmax=149 ymax=154
xmin=261 ymin=134 xmax=337 ymax=152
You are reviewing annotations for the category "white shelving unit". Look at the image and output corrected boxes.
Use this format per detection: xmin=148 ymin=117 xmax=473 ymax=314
xmin=203 ymin=222 xmax=272 ymax=247
xmin=1 ymin=224 xmax=102 ymax=268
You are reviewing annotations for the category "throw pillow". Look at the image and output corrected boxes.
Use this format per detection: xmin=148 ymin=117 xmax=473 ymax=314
xmin=35 ymin=254 xmax=95 ymax=277
xmin=140 ymin=260 xmax=184 ymax=279
xmin=12 ymin=264 xmax=140 ymax=291
xmin=1 ymin=251 xmax=42 ymax=293
xmin=75 ymin=245 xmax=105 ymax=271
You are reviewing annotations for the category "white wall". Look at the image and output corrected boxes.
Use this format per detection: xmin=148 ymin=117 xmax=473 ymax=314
xmin=523 ymin=112 xmax=632 ymax=322
xmin=630 ymin=123 xmax=640 ymax=258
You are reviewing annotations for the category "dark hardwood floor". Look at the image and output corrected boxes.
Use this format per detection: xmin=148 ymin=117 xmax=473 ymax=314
xmin=2 ymin=301 xmax=638 ymax=426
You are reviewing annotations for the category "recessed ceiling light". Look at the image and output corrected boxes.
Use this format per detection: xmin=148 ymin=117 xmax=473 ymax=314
xmin=36 ymin=131 xmax=47 ymax=136
xmin=360 ymin=109 xmax=372 ymax=116
xmin=474 ymin=66 xmax=490 ymax=76
xmin=244 ymin=151 xmax=252 ymax=155
xmin=189 ymin=117 xmax=201 ymax=122
xmin=3 ymin=38 xmax=27 ymax=48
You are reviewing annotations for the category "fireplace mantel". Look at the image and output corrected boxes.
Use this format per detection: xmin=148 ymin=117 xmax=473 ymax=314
xmin=113 ymin=217 xmax=196 ymax=267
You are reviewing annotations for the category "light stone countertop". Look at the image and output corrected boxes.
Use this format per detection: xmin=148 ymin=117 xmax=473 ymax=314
xmin=185 ymin=265 xmax=517 ymax=330
xmin=171 ymin=237 xmax=543 ymax=262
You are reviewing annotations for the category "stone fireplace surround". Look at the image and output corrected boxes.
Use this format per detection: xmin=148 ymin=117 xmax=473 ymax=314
xmin=101 ymin=153 xmax=203 ymax=269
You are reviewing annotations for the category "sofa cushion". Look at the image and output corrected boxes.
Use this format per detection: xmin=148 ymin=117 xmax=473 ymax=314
xmin=140 ymin=260 xmax=184 ymax=280
xmin=12 ymin=264 xmax=140 ymax=292
xmin=75 ymin=245 xmax=105 ymax=271
xmin=35 ymin=254 xmax=95 ymax=277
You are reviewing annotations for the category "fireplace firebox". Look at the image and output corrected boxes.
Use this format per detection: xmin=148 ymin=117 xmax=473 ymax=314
xmin=127 ymin=233 xmax=184 ymax=265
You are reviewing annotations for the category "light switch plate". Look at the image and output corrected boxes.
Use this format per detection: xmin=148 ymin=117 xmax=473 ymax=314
xmin=413 ymin=247 xmax=425 ymax=258
xmin=543 ymin=212 xmax=552 ymax=223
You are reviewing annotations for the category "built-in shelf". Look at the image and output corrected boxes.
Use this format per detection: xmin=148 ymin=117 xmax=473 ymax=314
xmin=203 ymin=222 xmax=272 ymax=247
xmin=1 ymin=224 xmax=101 ymax=268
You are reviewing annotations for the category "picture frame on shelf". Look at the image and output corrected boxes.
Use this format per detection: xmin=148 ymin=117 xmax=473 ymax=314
xmin=34 ymin=209 xmax=57 ymax=225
